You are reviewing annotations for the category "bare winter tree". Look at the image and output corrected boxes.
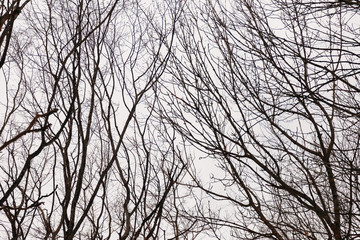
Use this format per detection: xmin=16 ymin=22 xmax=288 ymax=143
xmin=2 ymin=0 xmax=360 ymax=239
xmin=0 ymin=0 xmax=30 ymax=69
xmin=0 ymin=0 xmax=188 ymax=239
xmin=155 ymin=0 xmax=360 ymax=239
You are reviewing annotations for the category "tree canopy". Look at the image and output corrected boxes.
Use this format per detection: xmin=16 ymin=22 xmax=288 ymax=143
xmin=0 ymin=0 xmax=359 ymax=239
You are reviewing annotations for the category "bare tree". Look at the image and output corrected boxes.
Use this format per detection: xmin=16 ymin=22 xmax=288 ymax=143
xmin=156 ymin=0 xmax=360 ymax=239
xmin=0 ymin=0 xmax=30 ymax=69
xmin=3 ymin=0 xmax=359 ymax=239
xmin=0 ymin=0 xmax=188 ymax=239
